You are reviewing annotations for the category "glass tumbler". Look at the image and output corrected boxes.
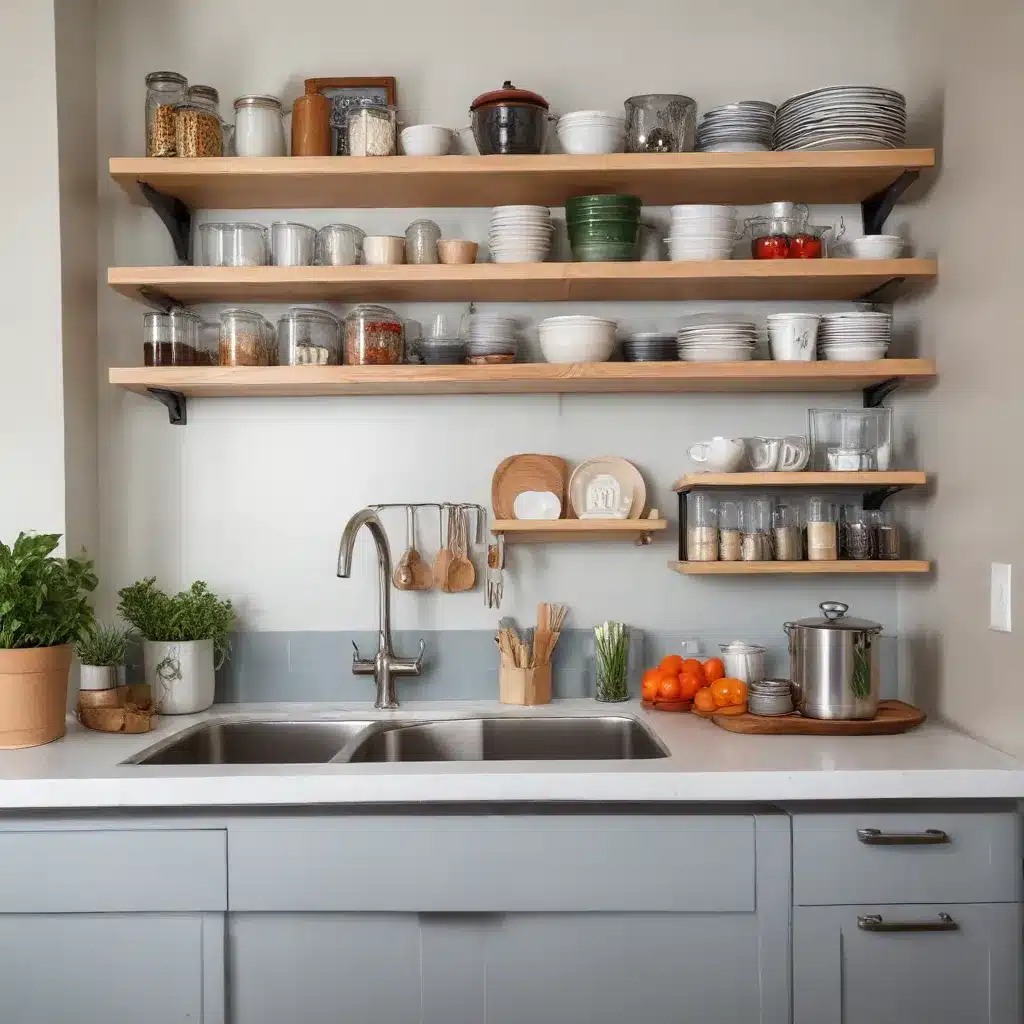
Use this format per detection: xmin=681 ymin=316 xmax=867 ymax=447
xmin=624 ymin=94 xmax=697 ymax=153
xmin=806 ymin=497 xmax=838 ymax=561
xmin=593 ymin=622 xmax=634 ymax=702
xmin=686 ymin=494 xmax=718 ymax=561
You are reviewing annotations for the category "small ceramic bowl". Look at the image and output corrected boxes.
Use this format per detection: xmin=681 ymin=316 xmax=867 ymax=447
xmin=363 ymin=235 xmax=406 ymax=265
xmin=400 ymin=124 xmax=454 ymax=156
xmin=437 ymin=239 xmax=479 ymax=264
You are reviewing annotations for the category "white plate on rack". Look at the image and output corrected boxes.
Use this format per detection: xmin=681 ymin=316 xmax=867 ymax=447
xmin=568 ymin=457 xmax=646 ymax=520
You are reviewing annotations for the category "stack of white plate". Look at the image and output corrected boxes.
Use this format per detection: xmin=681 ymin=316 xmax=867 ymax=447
xmin=465 ymin=313 xmax=519 ymax=361
xmin=695 ymin=101 xmax=776 ymax=152
xmin=666 ymin=205 xmax=738 ymax=260
xmin=556 ymin=110 xmax=626 ymax=154
xmin=773 ymin=85 xmax=907 ymax=151
xmin=488 ymin=206 xmax=553 ymax=263
xmin=818 ymin=311 xmax=891 ymax=361
xmin=677 ymin=319 xmax=758 ymax=362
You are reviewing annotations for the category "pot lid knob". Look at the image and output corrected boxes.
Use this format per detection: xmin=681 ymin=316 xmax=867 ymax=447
xmin=820 ymin=601 xmax=849 ymax=621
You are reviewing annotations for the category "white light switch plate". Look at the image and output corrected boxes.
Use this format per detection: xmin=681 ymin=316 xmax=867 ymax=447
xmin=990 ymin=563 xmax=1011 ymax=632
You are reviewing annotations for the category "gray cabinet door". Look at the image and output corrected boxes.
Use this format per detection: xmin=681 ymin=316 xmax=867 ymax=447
xmin=0 ymin=912 xmax=224 ymax=1024
xmin=794 ymin=903 xmax=1023 ymax=1024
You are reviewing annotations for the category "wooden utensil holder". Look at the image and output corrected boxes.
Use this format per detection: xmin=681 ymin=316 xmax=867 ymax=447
xmin=499 ymin=661 xmax=551 ymax=706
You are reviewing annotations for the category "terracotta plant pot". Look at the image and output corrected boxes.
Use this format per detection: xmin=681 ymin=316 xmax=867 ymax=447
xmin=0 ymin=645 xmax=72 ymax=748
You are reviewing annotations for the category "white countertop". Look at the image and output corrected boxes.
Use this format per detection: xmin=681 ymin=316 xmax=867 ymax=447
xmin=0 ymin=699 xmax=1021 ymax=810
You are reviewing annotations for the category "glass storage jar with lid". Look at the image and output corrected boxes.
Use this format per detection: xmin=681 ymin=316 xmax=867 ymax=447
xmin=143 ymin=308 xmax=203 ymax=366
xmin=344 ymin=305 xmax=404 ymax=365
xmin=145 ymin=71 xmax=187 ymax=156
xmin=346 ymin=99 xmax=397 ymax=156
xmin=233 ymin=95 xmax=286 ymax=156
xmin=174 ymin=101 xmax=223 ymax=158
xmin=278 ymin=307 xmax=341 ymax=365
xmin=219 ymin=308 xmax=278 ymax=366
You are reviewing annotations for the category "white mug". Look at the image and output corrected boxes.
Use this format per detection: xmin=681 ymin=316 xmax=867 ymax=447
xmin=688 ymin=436 xmax=746 ymax=473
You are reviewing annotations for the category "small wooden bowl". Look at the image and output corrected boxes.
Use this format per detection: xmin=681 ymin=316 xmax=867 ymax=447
xmin=642 ymin=698 xmax=693 ymax=713
xmin=437 ymin=239 xmax=479 ymax=264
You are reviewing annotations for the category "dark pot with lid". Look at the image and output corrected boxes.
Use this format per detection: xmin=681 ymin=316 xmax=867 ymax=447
xmin=470 ymin=81 xmax=550 ymax=155
xmin=784 ymin=601 xmax=883 ymax=720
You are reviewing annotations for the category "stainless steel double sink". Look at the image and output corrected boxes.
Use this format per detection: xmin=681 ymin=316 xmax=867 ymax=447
xmin=124 ymin=715 xmax=669 ymax=765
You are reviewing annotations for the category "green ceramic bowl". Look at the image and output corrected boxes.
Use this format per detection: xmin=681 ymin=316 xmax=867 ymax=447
xmin=570 ymin=240 xmax=639 ymax=262
xmin=567 ymin=219 xmax=641 ymax=245
xmin=566 ymin=193 xmax=642 ymax=217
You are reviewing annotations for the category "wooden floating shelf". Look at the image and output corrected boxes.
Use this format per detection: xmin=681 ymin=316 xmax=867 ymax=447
xmin=108 ymin=259 xmax=936 ymax=305
xmin=673 ymin=471 xmax=927 ymax=493
xmin=669 ymin=560 xmax=931 ymax=576
xmin=108 ymin=361 xmax=936 ymax=399
xmin=109 ymin=150 xmax=935 ymax=210
xmin=491 ymin=519 xmax=667 ymax=543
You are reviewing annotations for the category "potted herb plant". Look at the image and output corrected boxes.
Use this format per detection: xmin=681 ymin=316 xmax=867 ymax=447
xmin=75 ymin=625 xmax=131 ymax=691
xmin=117 ymin=578 xmax=234 ymax=714
xmin=0 ymin=533 xmax=97 ymax=747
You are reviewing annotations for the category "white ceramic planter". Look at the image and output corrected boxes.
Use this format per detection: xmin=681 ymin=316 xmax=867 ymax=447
xmin=143 ymin=638 xmax=215 ymax=715
xmin=79 ymin=664 xmax=119 ymax=690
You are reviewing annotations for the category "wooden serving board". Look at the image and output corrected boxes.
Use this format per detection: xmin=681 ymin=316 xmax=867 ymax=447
xmin=491 ymin=454 xmax=568 ymax=519
xmin=709 ymin=699 xmax=925 ymax=735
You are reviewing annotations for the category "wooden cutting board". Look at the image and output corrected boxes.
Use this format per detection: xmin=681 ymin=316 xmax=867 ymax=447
xmin=708 ymin=699 xmax=925 ymax=735
xmin=492 ymin=454 xmax=569 ymax=519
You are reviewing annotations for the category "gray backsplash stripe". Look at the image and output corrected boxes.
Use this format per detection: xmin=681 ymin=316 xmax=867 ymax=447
xmin=129 ymin=629 xmax=900 ymax=704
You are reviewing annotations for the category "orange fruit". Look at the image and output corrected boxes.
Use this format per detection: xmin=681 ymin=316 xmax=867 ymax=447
xmin=702 ymin=657 xmax=726 ymax=686
xmin=641 ymin=676 xmax=660 ymax=702
xmin=659 ymin=654 xmax=684 ymax=676
xmin=693 ymin=687 xmax=716 ymax=713
xmin=725 ymin=679 xmax=748 ymax=706
xmin=657 ymin=676 xmax=682 ymax=701
xmin=678 ymin=671 xmax=703 ymax=701
xmin=642 ymin=668 xmax=660 ymax=686
xmin=710 ymin=678 xmax=734 ymax=708
xmin=681 ymin=658 xmax=704 ymax=677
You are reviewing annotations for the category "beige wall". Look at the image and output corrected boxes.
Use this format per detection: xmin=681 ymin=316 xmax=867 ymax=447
xmin=899 ymin=0 xmax=1024 ymax=755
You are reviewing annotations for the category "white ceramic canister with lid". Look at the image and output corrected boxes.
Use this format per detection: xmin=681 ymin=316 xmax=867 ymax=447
xmin=233 ymin=95 xmax=286 ymax=156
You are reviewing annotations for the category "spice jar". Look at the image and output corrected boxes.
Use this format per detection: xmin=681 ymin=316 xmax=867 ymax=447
xmin=316 ymin=224 xmax=365 ymax=266
xmin=346 ymin=100 xmax=397 ymax=156
xmin=143 ymin=309 xmax=203 ymax=366
xmin=278 ymin=307 xmax=341 ymax=366
xmin=741 ymin=498 xmax=774 ymax=561
xmin=271 ymin=222 xmax=316 ymax=267
xmin=773 ymin=505 xmax=803 ymax=561
xmin=806 ymin=497 xmax=839 ymax=561
xmin=405 ymin=219 xmax=442 ymax=265
xmin=871 ymin=508 xmax=901 ymax=560
xmin=174 ymin=101 xmax=223 ymax=158
xmin=718 ymin=500 xmax=742 ymax=562
xmin=145 ymin=71 xmax=187 ymax=156
xmin=233 ymin=95 xmax=286 ymax=157
xmin=291 ymin=83 xmax=332 ymax=156
xmin=344 ymin=304 xmax=405 ymax=365
xmin=686 ymin=494 xmax=718 ymax=562
xmin=219 ymin=308 xmax=279 ymax=366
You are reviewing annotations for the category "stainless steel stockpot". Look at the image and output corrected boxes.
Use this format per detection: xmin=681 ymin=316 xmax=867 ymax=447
xmin=784 ymin=601 xmax=883 ymax=720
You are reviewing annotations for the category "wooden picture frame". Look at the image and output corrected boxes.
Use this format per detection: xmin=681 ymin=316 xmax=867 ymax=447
xmin=304 ymin=77 xmax=398 ymax=155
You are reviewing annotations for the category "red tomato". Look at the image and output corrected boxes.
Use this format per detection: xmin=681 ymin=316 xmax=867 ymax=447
xmin=789 ymin=233 xmax=823 ymax=259
xmin=752 ymin=235 xmax=790 ymax=259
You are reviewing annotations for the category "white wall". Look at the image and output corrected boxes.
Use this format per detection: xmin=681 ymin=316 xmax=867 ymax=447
xmin=96 ymin=0 xmax=932 ymax=640
xmin=0 ymin=1 xmax=66 ymax=543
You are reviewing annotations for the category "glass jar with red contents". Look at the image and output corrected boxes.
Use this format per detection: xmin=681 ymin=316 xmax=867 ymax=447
xmin=747 ymin=202 xmax=809 ymax=259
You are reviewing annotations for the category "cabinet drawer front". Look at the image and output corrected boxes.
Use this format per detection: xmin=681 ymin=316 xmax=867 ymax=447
xmin=793 ymin=811 xmax=1021 ymax=906
xmin=0 ymin=830 xmax=227 ymax=912
xmin=229 ymin=814 xmax=755 ymax=912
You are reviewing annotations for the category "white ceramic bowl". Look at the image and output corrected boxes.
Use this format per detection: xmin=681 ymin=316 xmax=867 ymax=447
xmin=767 ymin=314 xmax=820 ymax=361
xmin=538 ymin=316 xmax=617 ymax=363
xmin=363 ymin=235 xmax=406 ymax=265
xmin=679 ymin=346 xmax=754 ymax=362
xmin=400 ymin=124 xmax=454 ymax=156
xmin=556 ymin=119 xmax=625 ymax=155
xmin=820 ymin=343 xmax=889 ymax=361
xmin=848 ymin=234 xmax=904 ymax=259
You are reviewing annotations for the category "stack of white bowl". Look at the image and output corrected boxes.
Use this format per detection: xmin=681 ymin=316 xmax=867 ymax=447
xmin=766 ymin=313 xmax=821 ymax=361
xmin=538 ymin=315 xmax=617 ymax=363
xmin=556 ymin=110 xmax=626 ymax=154
xmin=818 ymin=311 xmax=891 ymax=361
xmin=488 ymin=206 xmax=553 ymax=263
xmin=465 ymin=313 xmax=519 ymax=363
xmin=677 ymin=319 xmax=757 ymax=362
xmin=666 ymin=205 xmax=738 ymax=261
xmin=847 ymin=234 xmax=904 ymax=259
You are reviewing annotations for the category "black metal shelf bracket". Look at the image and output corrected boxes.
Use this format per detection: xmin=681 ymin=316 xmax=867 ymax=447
xmin=863 ymin=485 xmax=907 ymax=511
xmin=861 ymin=170 xmax=919 ymax=235
xmin=856 ymin=276 xmax=906 ymax=303
xmin=138 ymin=286 xmax=183 ymax=313
xmin=147 ymin=388 xmax=187 ymax=426
xmin=139 ymin=181 xmax=193 ymax=265
xmin=863 ymin=377 xmax=903 ymax=408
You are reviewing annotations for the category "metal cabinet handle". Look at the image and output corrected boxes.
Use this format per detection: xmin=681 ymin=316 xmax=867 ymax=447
xmin=858 ymin=913 xmax=959 ymax=933
xmin=857 ymin=827 xmax=950 ymax=846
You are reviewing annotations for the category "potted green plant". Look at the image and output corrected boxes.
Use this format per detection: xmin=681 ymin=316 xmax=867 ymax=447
xmin=0 ymin=533 xmax=97 ymax=747
xmin=117 ymin=578 xmax=234 ymax=714
xmin=75 ymin=625 xmax=131 ymax=691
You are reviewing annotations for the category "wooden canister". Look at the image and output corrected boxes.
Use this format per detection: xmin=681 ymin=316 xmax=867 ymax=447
xmin=291 ymin=86 xmax=332 ymax=156
xmin=499 ymin=663 xmax=552 ymax=706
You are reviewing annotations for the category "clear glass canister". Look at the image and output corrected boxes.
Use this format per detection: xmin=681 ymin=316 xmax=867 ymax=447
xmin=405 ymin=219 xmax=441 ymax=264
xmin=219 ymin=308 xmax=279 ymax=366
xmin=344 ymin=304 xmax=405 ymax=365
xmin=316 ymin=224 xmax=365 ymax=266
xmin=196 ymin=222 xmax=268 ymax=266
xmin=806 ymin=497 xmax=838 ymax=561
xmin=870 ymin=508 xmax=901 ymax=559
xmin=174 ymin=102 xmax=223 ymax=158
xmin=741 ymin=498 xmax=774 ymax=561
xmin=143 ymin=308 xmax=203 ymax=365
xmin=718 ymin=500 xmax=742 ymax=562
xmin=278 ymin=307 xmax=341 ymax=365
xmin=233 ymin=95 xmax=286 ymax=157
xmin=145 ymin=71 xmax=187 ymax=156
xmin=346 ymin=101 xmax=397 ymax=156
xmin=593 ymin=622 xmax=634 ymax=702
xmin=686 ymin=493 xmax=718 ymax=561
xmin=624 ymin=94 xmax=697 ymax=153
xmin=773 ymin=504 xmax=803 ymax=561
xmin=271 ymin=221 xmax=316 ymax=267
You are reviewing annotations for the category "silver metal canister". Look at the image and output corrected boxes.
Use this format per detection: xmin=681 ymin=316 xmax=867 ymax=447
xmin=784 ymin=601 xmax=882 ymax=720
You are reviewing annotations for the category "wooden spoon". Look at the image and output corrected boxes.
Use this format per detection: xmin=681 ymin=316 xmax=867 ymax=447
xmin=405 ymin=507 xmax=433 ymax=591
xmin=434 ymin=507 xmax=455 ymax=593
xmin=445 ymin=507 xmax=476 ymax=593
xmin=393 ymin=506 xmax=416 ymax=591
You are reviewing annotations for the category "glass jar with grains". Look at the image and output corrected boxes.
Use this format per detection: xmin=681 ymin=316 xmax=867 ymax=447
xmin=346 ymin=100 xmax=397 ymax=156
xmin=219 ymin=308 xmax=279 ymax=366
xmin=686 ymin=494 xmax=718 ymax=562
xmin=174 ymin=101 xmax=223 ymax=158
xmin=143 ymin=309 xmax=205 ymax=366
xmin=145 ymin=71 xmax=187 ymax=156
xmin=344 ymin=305 xmax=404 ymax=365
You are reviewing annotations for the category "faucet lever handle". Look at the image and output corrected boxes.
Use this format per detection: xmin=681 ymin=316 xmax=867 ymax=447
xmin=390 ymin=638 xmax=426 ymax=677
xmin=351 ymin=640 xmax=375 ymax=676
